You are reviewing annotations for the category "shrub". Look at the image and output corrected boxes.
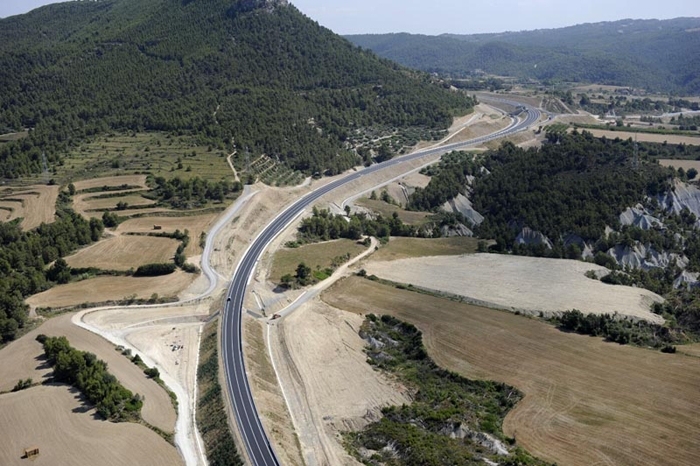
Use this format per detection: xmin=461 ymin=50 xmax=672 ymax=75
xmin=134 ymin=263 xmax=176 ymax=277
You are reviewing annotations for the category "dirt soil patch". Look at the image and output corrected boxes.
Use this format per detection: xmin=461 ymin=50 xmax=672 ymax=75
xmin=322 ymin=277 xmax=700 ymax=466
xmin=0 ymin=184 xmax=59 ymax=230
xmin=65 ymin=235 xmax=179 ymax=271
xmin=269 ymin=299 xmax=409 ymax=465
xmin=0 ymin=313 xmax=176 ymax=432
xmin=26 ymin=271 xmax=195 ymax=309
xmin=364 ymin=254 xmax=663 ymax=323
xmin=371 ymin=237 xmax=481 ymax=261
xmin=0 ymin=385 xmax=182 ymax=466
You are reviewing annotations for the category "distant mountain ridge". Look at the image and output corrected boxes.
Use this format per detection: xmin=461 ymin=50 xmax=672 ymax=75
xmin=346 ymin=18 xmax=700 ymax=94
xmin=0 ymin=0 xmax=472 ymax=178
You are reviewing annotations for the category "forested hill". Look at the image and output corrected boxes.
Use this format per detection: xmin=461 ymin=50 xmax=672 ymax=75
xmin=0 ymin=0 xmax=472 ymax=178
xmin=346 ymin=18 xmax=700 ymax=94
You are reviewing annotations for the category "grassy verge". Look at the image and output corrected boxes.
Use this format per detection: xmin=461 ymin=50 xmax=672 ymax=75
xmin=345 ymin=314 xmax=550 ymax=466
xmin=196 ymin=321 xmax=244 ymax=466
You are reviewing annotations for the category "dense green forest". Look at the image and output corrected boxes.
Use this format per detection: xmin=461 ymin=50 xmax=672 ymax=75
xmin=472 ymin=134 xmax=676 ymax=247
xmin=409 ymin=132 xmax=690 ymax=250
xmin=346 ymin=18 xmax=700 ymax=94
xmin=37 ymin=334 xmax=143 ymax=421
xmin=0 ymin=0 xmax=472 ymax=179
xmin=346 ymin=314 xmax=549 ymax=466
xmin=0 ymin=196 xmax=103 ymax=344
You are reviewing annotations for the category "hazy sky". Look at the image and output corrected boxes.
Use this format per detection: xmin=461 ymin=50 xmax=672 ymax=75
xmin=1 ymin=0 xmax=697 ymax=35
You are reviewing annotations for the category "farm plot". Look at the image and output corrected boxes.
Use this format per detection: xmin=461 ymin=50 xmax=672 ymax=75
xmin=658 ymin=159 xmax=700 ymax=172
xmin=583 ymin=128 xmax=700 ymax=145
xmin=0 ymin=312 xmax=176 ymax=431
xmin=73 ymin=175 xmax=147 ymax=192
xmin=0 ymin=386 xmax=182 ymax=466
xmin=81 ymin=194 xmax=157 ymax=212
xmin=64 ymin=235 xmax=179 ymax=271
xmin=26 ymin=271 xmax=195 ymax=309
xmin=116 ymin=213 xmax=218 ymax=256
xmin=364 ymin=253 xmax=663 ymax=322
xmin=0 ymin=184 xmax=59 ymax=230
xmin=323 ymin=277 xmax=700 ymax=466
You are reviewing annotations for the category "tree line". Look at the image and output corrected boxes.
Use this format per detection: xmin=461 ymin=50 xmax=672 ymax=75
xmin=37 ymin=334 xmax=143 ymax=421
xmin=0 ymin=198 xmax=103 ymax=344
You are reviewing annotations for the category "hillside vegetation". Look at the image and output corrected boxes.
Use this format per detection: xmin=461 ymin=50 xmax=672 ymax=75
xmin=346 ymin=314 xmax=549 ymax=466
xmin=347 ymin=18 xmax=700 ymax=94
xmin=407 ymin=131 xmax=700 ymax=346
xmin=0 ymin=0 xmax=472 ymax=179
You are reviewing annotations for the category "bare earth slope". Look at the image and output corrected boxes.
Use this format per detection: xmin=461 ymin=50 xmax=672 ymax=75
xmin=269 ymin=299 xmax=410 ymax=465
xmin=364 ymin=254 xmax=664 ymax=322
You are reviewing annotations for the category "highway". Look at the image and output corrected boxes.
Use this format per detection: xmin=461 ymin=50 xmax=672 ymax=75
xmin=221 ymin=97 xmax=541 ymax=466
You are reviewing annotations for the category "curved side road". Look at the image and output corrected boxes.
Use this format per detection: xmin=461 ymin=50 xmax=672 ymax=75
xmin=222 ymin=97 xmax=542 ymax=466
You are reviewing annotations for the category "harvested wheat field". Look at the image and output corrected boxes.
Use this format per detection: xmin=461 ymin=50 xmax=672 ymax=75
xmin=583 ymin=128 xmax=700 ymax=145
xmin=84 ymin=193 xmax=156 ymax=211
xmin=0 ymin=312 xmax=176 ymax=431
xmin=323 ymin=276 xmax=700 ymax=466
xmin=73 ymin=175 xmax=147 ymax=192
xmin=116 ymin=213 xmax=218 ymax=256
xmin=0 ymin=184 xmax=59 ymax=229
xmin=364 ymin=253 xmax=663 ymax=322
xmin=26 ymin=271 xmax=195 ymax=309
xmin=65 ymin=235 xmax=179 ymax=271
xmin=0 ymin=385 xmax=182 ymax=466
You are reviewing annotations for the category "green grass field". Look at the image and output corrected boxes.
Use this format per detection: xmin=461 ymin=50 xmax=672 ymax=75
xmin=56 ymin=132 xmax=232 ymax=184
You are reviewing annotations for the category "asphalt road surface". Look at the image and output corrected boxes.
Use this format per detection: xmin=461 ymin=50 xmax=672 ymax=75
xmin=221 ymin=97 xmax=542 ymax=466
